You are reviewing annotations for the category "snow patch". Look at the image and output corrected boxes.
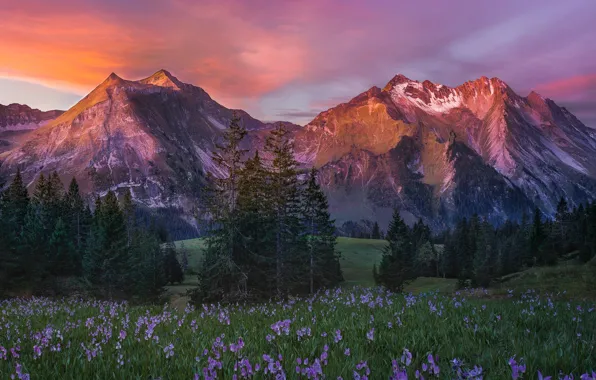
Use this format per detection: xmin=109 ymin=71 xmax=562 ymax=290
xmin=391 ymin=83 xmax=463 ymax=114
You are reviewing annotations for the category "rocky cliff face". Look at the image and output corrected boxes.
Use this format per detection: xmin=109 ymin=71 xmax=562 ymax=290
xmin=0 ymin=103 xmax=63 ymax=131
xmin=0 ymin=103 xmax=64 ymax=156
xmin=296 ymin=75 xmax=596 ymax=229
xmin=0 ymin=70 xmax=297 ymax=236
xmin=2 ymin=71 xmax=595 ymax=234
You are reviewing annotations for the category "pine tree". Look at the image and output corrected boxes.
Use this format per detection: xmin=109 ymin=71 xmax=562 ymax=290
xmin=0 ymin=169 xmax=30 ymax=293
xmin=64 ymin=178 xmax=86 ymax=259
xmin=121 ymin=188 xmax=135 ymax=247
xmin=179 ymin=241 xmax=189 ymax=272
xmin=579 ymin=203 xmax=596 ymax=263
xmin=554 ymin=197 xmax=570 ymax=254
xmin=371 ymin=222 xmax=381 ymax=240
xmin=236 ymin=150 xmax=275 ymax=298
xmin=48 ymin=218 xmax=75 ymax=276
xmin=196 ymin=114 xmax=249 ymax=302
xmin=1 ymin=169 xmax=29 ymax=239
xmin=302 ymin=167 xmax=342 ymax=294
xmin=83 ymin=191 xmax=128 ymax=298
xmin=164 ymin=242 xmax=184 ymax=284
xmin=128 ymin=227 xmax=167 ymax=301
xmin=264 ymin=123 xmax=307 ymax=296
xmin=454 ymin=217 xmax=474 ymax=287
xmin=473 ymin=218 xmax=494 ymax=287
xmin=375 ymin=208 xmax=416 ymax=292
xmin=530 ymin=207 xmax=546 ymax=265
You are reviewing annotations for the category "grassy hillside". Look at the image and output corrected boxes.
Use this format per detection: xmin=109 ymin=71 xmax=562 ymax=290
xmin=173 ymin=237 xmax=596 ymax=300
xmin=493 ymin=260 xmax=596 ymax=299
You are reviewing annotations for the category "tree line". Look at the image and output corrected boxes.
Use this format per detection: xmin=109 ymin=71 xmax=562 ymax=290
xmin=191 ymin=116 xmax=343 ymax=303
xmin=0 ymin=170 xmax=183 ymax=300
xmin=375 ymin=198 xmax=596 ymax=291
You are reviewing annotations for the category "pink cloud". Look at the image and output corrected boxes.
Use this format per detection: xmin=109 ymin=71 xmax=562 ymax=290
xmin=0 ymin=0 xmax=595 ymax=125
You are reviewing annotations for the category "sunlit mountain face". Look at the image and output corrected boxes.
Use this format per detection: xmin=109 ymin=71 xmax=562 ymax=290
xmin=2 ymin=70 xmax=596 ymax=235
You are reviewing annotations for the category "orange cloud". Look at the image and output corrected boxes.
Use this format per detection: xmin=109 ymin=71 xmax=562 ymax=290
xmin=0 ymin=1 xmax=310 ymax=106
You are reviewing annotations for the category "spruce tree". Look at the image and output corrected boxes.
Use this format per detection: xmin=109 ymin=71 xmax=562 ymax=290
xmin=371 ymin=222 xmax=381 ymax=240
xmin=473 ymin=218 xmax=494 ymax=287
xmin=264 ymin=123 xmax=307 ymax=296
xmin=236 ymin=150 xmax=275 ymax=297
xmin=128 ymin=227 xmax=167 ymax=301
xmin=83 ymin=191 xmax=128 ymax=298
xmin=579 ymin=203 xmax=596 ymax=263
xmin=1 ymin=169 xmax=29 ymax=238
xmin=0 ymin=169 xmax=30 ymax=293
xmin=164 ymin=242 xmax=184 ymax=284
xmin=530 ymin=207 xmax=546 ymax=265
xmin=554 ymin=197 xmax=570 ymax=254
xmin=375 ymin=208 xmax=416 ymax=292
xmin=302 ymin=167 xmax=342 ymax=294
xmin=121 ymin=188 xmax=135 ymax=247
xmin=48 ymin=218 xmax=75 ymax=276
xmin=196 ymin=114 xmax=249 ymax=302
xmin=64 ymin=178 xmax=86 ymax=259
xmin=179 ymin=241 xmax=189 ymax=273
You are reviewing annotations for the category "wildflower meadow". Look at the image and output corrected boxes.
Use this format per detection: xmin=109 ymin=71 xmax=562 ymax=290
xmin=1 ymin=287 xmax=595 ymax=379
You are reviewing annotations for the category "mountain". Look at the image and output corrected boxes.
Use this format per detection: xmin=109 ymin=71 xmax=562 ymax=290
xmin=0 ymin=70 xmax=297 ymax=237
xmin=293 ymin=75 xmax=596 ymax=229
xmin=0 ymin=103 xmax=64 ymax=155
xmin=1 ymin=70 xmax=595 ymax=235
xmin=0 ymin=103 xmax=63 ymax=131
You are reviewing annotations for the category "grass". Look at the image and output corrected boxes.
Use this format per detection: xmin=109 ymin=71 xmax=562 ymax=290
xmin=173 ymin=237 xmax=596 ymax=299
xmin=2 ymin=241 xmax=595 ymax=378
xmin=172 ymin=237 xmax=455 ymax=296
xmin=1 ymin=287 xmax=595 ymax=379
xmin=175 ymin=237 xmax=388 ymax=287
xmin=493 ymin=260 xmax=596 ymax=299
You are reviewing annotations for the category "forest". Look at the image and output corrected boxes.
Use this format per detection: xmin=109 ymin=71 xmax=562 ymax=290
xmin=1 ymin=116 xmax=595 ymax=303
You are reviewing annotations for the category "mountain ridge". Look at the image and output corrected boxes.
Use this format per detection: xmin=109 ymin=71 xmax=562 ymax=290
xmin=1 ymin=70 xmax=595 ymax=235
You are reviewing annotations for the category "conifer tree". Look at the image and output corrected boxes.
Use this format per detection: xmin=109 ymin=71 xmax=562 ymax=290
xmin=179 ymin=241 xmax=189 ymax=272
xmin=128 ymin=226 xmax=167 ymax=301
xmin=48 ymin=218 xmax=75 ymax=276
xmin=371 ymin=222 xmax=381 ymax=240
xmin=196 ymin=114 xmax=249 ymax=302
xmin=164 ymin=242 xmax=184 ymax=284
xmin=530 ymin=207 xmax=546 ymax=265
xmin=236 ymin=150 xmax=275 ymax=297
xmin=264 ymin=123 xmax=306 ymax=296
xmin=302 ymin=167 xmax=342 ymax=294
xmin=83 ymin=191 xmax=128 ymax=298
xmin=375 ymin=208 xmax=416 ymax=292
xmin=121 ymin=188 xmax=135 ymax=247
xmin=0 ymin=169 xmax=30 ymax=292
xmin=64 ymin=177 xmax=86 ymax=257
xmin=554 ymin=197 xmax=570 ymax=254
xmin=473 ymin=218 xmax=494 ymax=287
xmin=2 ymin=169 xmax=29 ymax=238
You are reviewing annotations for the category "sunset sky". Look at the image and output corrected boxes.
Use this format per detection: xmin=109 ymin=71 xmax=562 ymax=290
xmin=1 ymin=0 xmax=595 ymax=126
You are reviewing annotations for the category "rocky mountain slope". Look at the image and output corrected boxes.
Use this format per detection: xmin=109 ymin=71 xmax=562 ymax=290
xmin=0 ymin=70 xmax=296 ymax=236
xmin=0 ymin=103 xmax=64 ymax=155
xmin=2 ymin=71 xmax=595 ymax=234
xmin=296 ymin=75 xmax=596 ymax=229
xmin=0 ymin=103 xmax=63 ymax=131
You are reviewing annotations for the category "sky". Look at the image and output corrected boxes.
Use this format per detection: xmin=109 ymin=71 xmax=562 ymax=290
xmin=0 ymin=0 xmax=595 ymax=127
